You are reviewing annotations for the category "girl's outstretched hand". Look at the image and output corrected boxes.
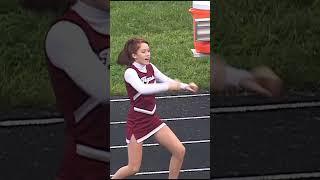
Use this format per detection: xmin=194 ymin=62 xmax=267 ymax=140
xmin=186 ymin=82 xmax=199 ymax=93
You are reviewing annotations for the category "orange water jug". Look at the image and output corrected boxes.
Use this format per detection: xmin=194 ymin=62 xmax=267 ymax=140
xmin=189 ymin=1 xmax=210 ymax=55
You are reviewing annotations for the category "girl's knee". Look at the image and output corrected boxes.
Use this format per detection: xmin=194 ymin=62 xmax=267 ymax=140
xmin=174 ymin=144 xmax=185 ymax=160
xmin=180 ymin=144 xmax=186 ymax=157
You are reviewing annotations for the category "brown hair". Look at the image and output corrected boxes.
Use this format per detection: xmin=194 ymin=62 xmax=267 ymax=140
xmin=117 ymin=37 xmax=149 ymax=66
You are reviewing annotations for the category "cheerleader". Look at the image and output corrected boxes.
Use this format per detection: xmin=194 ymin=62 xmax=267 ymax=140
xmin=112 ymin=37 xmax=199 ymax=179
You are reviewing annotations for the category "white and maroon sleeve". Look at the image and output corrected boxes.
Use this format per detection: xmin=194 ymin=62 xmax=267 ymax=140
xmin=124 ymin=68 xmax=169 ymax=95
xmin=151 ymin=63 xmax=189 ymax=90
xmin=45 ymin=21 xmax=109 ymax=103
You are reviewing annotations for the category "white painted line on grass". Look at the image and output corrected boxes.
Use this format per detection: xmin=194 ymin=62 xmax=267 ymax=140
xmin=111 ymin=139 xmax=210 ymax=149
xmin=110 ymin=116 xmax=210 ymax=125
xmin=110 ymin=167 xmax=210 ymax=177
xmin=214 ymin=171 xmax=320 ymax=180
xmin=211 ymin=101 xmax=320 ymax=114
xmin=111 ymin=93 xmax=210 ymax=102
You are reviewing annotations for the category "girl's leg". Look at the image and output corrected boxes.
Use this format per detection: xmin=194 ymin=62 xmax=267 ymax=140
xmin=111 ymin=135 xmax=143 ymax=179
xmin=154 ymin=125 xmax=186 ymax=179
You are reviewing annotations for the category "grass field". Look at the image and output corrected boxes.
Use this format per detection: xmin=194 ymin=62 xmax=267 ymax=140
xmin=0 ymin=1 xmax=210 ymax=110
xmin=214 ymin=0 xmax=320 ymax=92
xmin=1 ymin=0 xmax=319 ymax=110
xmin=0 ymin=1 xmax=57 ymax=110
xmin=110 ymin=1 xmax=210 ymax=96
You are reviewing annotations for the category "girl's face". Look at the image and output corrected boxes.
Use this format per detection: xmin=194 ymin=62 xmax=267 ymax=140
xmin=132 ymin=43 xmax=151 ymax=65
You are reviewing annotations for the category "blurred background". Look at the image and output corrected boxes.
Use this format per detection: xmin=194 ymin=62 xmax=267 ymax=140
xmin=212 ymin=0 xmax=320 ymax=179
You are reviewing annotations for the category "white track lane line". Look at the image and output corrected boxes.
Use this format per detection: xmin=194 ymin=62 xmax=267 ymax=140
xmin=0 ymin=116 xmax=210 ymax=127
xmin=214 ymin=171 xmax=320 ymax=180
xmin=5 ymin=101 xmax=319 ymax=127
xmin=111 ymin=139 xmax=210 ymax=149
xmin=110 ymin=116 xmax=210 ymax=125
xmin=0 ymin=118 xmax=64 ymax=127
xmin=110 ymin=167 xmax=210 ymax=177
xmin=211 ymin=101 xmax=320 ymax=114
xmin=0 ymin=94 xmax=209 ymax=127
xmin=111 ymin=93 xmax=209 ymax=102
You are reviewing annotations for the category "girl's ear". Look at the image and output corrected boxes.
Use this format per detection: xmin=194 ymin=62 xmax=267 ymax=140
xmin=132 ymin=53 xmax=137 ymax=59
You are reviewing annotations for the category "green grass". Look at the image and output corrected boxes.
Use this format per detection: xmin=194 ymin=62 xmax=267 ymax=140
xmin=0 ymin=3 xmax=57 ymax=110
xmin=214 ymin=0 xmax=320 ymax=92
xmin=0 ymin=1 xmax=210 ymax=110
xmin=110 ymin=1 xmax=210 ymax=96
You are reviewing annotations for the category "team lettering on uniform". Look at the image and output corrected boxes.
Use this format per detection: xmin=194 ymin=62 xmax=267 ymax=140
xmin=141 ymin=75 xmax=155 ymax=84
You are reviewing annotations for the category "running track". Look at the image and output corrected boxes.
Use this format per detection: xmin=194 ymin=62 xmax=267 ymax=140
xmin=0 ymin=92 xmax=210 ymax=179
xmin=1 ymin=92 xmax=320 ymax=179
xmin=110 ymin=92 xmax=211 ymax=179
xmin=212 ymin=94 xmax=320 ymax=179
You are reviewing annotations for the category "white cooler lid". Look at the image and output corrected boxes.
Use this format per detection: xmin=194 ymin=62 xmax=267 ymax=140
xmin=192 ymin=1 xmax=210 ymax=10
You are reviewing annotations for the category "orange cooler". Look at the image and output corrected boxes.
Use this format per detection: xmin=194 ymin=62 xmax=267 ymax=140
xmin=189 ymin=1 xmax=210 ymax=54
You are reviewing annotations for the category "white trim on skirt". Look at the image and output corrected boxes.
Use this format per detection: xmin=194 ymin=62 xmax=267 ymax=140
xmin=126 ymin=123 xmax=166 ymax=144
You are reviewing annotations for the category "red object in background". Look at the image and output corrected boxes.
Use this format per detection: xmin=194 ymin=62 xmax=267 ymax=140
xmin=189 ymin=6 xmax=210 ymax=54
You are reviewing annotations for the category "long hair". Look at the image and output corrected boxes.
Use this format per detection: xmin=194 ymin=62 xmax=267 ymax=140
xmin=117 ymin=37 xmax=149 ymax=66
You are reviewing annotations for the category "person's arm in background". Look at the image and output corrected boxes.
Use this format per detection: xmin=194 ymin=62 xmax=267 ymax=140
xmin=45 ymin=21 xmax=109 ymax=103
xmin=211 ymin=54 xmax=282 ymax=97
